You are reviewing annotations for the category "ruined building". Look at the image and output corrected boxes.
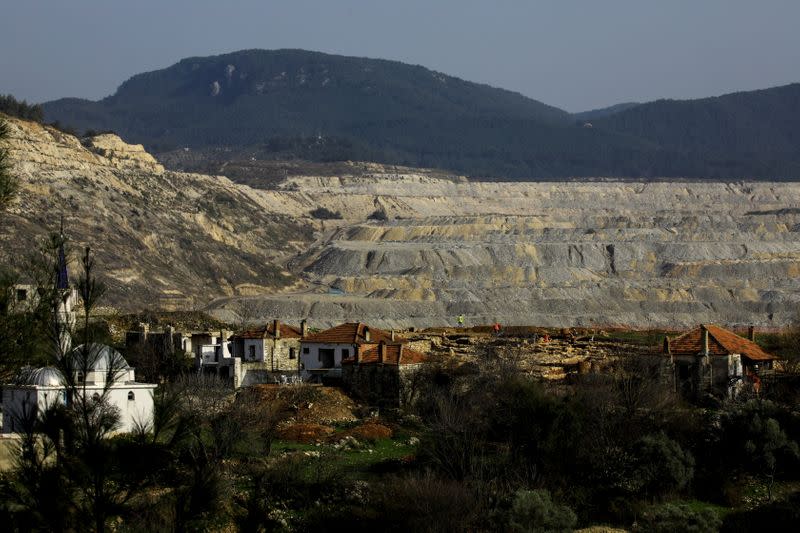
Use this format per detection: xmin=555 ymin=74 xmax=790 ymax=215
xmin=663 ymin=324 xmax=777 ymax=400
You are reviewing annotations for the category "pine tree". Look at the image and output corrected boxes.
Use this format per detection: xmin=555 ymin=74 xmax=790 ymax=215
xmin=0 ymin=118 xmax=18 ymax=214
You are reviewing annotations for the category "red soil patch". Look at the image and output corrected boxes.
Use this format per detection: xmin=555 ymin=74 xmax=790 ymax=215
xmin=334 ymin=420 xmax=393 ymax=443
xmin=277 ymin=422 xmax=335 ymax=444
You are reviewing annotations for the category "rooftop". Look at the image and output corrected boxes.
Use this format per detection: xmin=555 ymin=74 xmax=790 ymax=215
xmin=303 ymin=322 xmax=394 ymax=345
xmin=342 ymin=342 xmax=427 ymax=366
xmin=233 ymin=322 xmax=303 ymax=340
xmin=665 ymin=324 xmax=776 ymax=362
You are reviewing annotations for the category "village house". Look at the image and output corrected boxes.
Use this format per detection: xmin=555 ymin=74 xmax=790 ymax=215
xmin=300 ymin=322 xmax=395 ymax=382
xmin=341 ymin=340 xmax=427 ymax=408
xmin=663 ymin=324 xmax=777 ymax=400
xmin=125 ymin=323 xmax=191 ymax=357
xmin=1 ymin=343 xmax=157 ymax=434
xmin=229 ymin=320 xmax=307 ymax=385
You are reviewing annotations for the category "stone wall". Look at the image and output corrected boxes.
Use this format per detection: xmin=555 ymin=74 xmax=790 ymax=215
xmin=342 ymin=363 xmax=425 ymax=408
xmin=265 ymin=338 xmax=302 ymax=372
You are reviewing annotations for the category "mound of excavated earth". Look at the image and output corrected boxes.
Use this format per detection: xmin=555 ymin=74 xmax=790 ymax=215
xmin=209 ymin=177 xmax=800 ymax=329
xmin=3 ymin=115 xmax=800 ymax=328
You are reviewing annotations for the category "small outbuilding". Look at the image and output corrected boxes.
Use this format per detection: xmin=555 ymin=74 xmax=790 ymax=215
xmin=341 ymin=340 xmax=427 ymax=408
xmin=664 ymin=324 xmax=776 ymax=400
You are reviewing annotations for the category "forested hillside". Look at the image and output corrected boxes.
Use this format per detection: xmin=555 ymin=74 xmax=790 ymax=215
xmin=593 ymin=84 xmax=800 ymax=178
xmin=42 ymin=49 xmax=800 ymax=180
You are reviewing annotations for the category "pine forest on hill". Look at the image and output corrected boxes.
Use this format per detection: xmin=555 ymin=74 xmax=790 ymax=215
xmin=41 ymin=49 xmax=800 ymax=181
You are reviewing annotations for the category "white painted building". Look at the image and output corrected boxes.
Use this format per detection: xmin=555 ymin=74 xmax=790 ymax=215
xmin=1 ymin=344 xmax=157 ymax=434
xmin=300 ymin=322 xmax=394 ymax=381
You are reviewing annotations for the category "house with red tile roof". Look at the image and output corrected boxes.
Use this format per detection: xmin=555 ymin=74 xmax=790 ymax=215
xmin=229 ymin=320 xmax=308 ymax=386
xmin=663 ymin=324 xmax=777 ymax=399
xmin=300 ymin=322 xmax=396 ymax=381
xmin=340 ymin=340 xmax=428 ymax=407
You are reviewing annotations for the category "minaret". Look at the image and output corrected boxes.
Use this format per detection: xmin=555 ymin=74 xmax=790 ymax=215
xmin=54 ymin=219 xmax=76 ymax=355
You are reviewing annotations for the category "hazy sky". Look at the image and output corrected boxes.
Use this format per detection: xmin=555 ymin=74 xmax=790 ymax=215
xmin=2 ymin=0 xmax=799 ymax=112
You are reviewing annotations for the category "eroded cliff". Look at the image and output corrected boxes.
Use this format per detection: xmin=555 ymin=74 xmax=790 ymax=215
xmin=3 ymin=115 xmax=800 ymax=328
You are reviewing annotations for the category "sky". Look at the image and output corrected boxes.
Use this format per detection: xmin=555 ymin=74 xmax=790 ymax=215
xmin=2 ymin=1 xmax=800 ymax=112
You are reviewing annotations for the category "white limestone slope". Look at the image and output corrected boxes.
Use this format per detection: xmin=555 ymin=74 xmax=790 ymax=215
xmin=210 ymin=177 xmax=800 ymax=329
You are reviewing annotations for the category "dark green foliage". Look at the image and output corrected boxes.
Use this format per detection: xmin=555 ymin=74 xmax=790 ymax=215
xmin=0 ymin=119 xmax=18 ymax=214
xmin=639 ymin=503 xmax=722 ymax=533
xmin=629 ymin=432 xmax=694 ymax=499
xmin=721 ymin=491 xmax=800 ymax=532
xmin=0 ymin=94 xmax=44 ymax=123
xmin=309 ymin=207 xmax=342 ymax=219
xmin=594 ymin=84 xmax=800 ymax=179
xmin=368 ymin=209 xmax=389 ymax=221
xmin=374 ymin=472 xmax=486 ymax=533
xmin=41 ymin=50 xmax=800 ymax=180
xmin=508 ymin=489 xmax=577 ymax=533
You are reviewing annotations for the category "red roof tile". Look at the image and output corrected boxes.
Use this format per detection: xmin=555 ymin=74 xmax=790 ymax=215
xmin=666 ymin=324 xmax=776 ymax=362
xmin=302 ymin=322 xmax=394 ymax=345
xmin=232 ymin=322 xmax=303 ymax=340
xmin=342 ymin=342 xmax=427 ymax=366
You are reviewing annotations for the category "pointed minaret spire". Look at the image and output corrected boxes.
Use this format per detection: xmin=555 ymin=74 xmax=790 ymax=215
xmin=56 ymin=216 xmax=69 ymax=290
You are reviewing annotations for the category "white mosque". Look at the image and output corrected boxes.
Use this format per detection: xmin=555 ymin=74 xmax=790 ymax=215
xmin=1 ymin=236 xmax=157 ymax=435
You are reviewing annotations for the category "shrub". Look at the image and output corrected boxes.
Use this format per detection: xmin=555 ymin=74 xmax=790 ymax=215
xmin=368 ymin=209 xmax=388 ymax=221
xmin=508 ymin=489 xmax=577 ymax=533
xmin=376 ymin=472 xmax=485 ymax=532
xmin=638 ymin=503 xmax=721 ymax=533
xmin=630 ymin=432 xmax=694 ymax=499
xmin=309 ymin=207 xmax=342 ymax=219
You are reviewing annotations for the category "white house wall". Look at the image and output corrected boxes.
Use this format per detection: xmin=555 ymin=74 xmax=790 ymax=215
xmin=301 ymin=342 xmax=356 ymax=377
xmin=1 ymin=384 xmax=156 ymax=435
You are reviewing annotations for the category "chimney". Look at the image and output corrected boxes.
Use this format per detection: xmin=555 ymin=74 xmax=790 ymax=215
xmin=273 ymin=319 xmax=280 ymax=339
xmin=391 ymin=330 xmax=396 ymax=341
xmin=748 ymin=325 xmax=755 ymax=341
xmin=663 ymin=336 xmax=671 ymax=354
xmin=364 ymin=326 xmax=371 ymax=342
xmin=220 ymin=330 xmax=230 ymax=359
xmin=301 ymin=319 xmax=308 ymax=337
xmin=701 ymin=325 xmax=709 ymax=356
xmin=378 ymin=341 xmax=385 ymax=364
xmin=166 ymin=325 xmax=176 ymax=354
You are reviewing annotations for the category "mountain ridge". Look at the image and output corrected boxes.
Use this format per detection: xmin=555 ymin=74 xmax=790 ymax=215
xmin=42 ymin=48 xmax=800 ymax=180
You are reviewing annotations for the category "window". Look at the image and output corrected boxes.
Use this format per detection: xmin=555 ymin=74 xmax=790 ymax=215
xmin=128 ymin=391 xmax=135 ymax=401
xmin=16 ymin=289 xmax=27 ymax=302
xmin=289 ymin=348 xmax=296 ymax=360
xmin=319 ymin=349 xmax=335 ymax=367
xmin=678 ymin=364 xmax=690 ymax=380
xmin=92 ymin=393 xmax=100 ymax=402
xmin=341 ymin=348 xmax=350 ymax=359
xmin=248 ymin=345 xmax=256 ymax=360
xmin=303 ymin=347 xmax=309 ymax=354
xmin=76 ymin=371 xmax=85 ymax=384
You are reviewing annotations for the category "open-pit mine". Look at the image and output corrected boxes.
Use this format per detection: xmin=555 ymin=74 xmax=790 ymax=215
xmin=3 ymin=115 xmax=800 ymax=329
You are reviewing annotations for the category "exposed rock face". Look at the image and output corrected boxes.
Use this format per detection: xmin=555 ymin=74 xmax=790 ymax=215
xmin=83 ymin=134 xmax=165 ymax=173
xmin=4 ymin=115 xmax=800 ymax=328
xmin=210 ymin=177 xmax=800 ymax=329
xmin=0 ymin=117 xmax=311 ymax=310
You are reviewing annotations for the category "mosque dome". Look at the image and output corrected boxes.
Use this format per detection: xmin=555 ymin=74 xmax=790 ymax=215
xmin=16 ymin=366 xmax=66 ymax=387
xmin=69 ymin=344 xmax=130 ymax=371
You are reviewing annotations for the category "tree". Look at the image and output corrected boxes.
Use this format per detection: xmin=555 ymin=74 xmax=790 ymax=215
xmin=3 ymin=235 xmax=154 ymax=532
xmin=0 ymin=118 xmax=18 ymax=214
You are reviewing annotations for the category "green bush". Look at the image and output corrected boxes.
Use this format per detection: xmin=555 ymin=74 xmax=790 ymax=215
xmin=630 ymin=432 xmax=694 ymax=499
xmin=639 ymin=503 xmax=721 ymax=533
xmin=508 ymin=489 xmax=577 ymax=533
xmin=309 ymin=207 xmax=343 ymax=220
